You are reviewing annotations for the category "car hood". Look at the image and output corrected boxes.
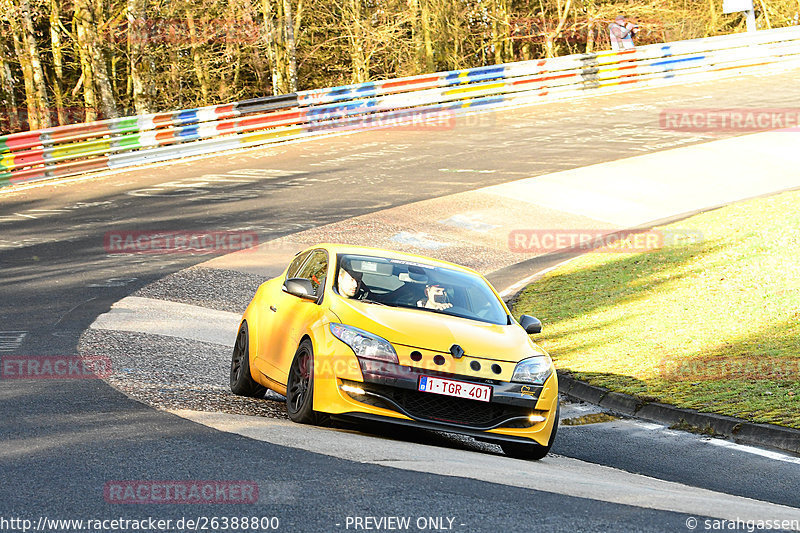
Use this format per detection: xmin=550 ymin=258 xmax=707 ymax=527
xmin=329 ymin=297 xmax=545 ymax=363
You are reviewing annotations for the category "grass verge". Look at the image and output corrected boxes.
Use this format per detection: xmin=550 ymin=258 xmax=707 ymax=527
xmin=512 ymin=190 xmax=800 ymax=428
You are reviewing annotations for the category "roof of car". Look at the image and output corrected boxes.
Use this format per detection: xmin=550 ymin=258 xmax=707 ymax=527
xmin=308 ymin=243 xmax=480 ymax=276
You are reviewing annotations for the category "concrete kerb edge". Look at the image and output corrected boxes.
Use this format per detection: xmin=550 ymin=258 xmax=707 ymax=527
xmin=558 ymin=372 xmax=800 ymax=456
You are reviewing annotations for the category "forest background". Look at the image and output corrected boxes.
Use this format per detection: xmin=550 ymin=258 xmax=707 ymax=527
xmin=1 ymin=0 xmax=798 ymax=133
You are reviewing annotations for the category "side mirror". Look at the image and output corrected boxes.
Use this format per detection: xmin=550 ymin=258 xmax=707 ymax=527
xmin=519 ymin=314 xmax=542 ymax=335
xmin=283 ymin=278 xmax=317 ymax=301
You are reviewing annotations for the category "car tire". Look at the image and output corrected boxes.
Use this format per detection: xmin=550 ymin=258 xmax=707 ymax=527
xmin=230 ymin=322 xmax=267 ymax=398
xmin=500 ymin=402 xmax=560 ymax=460
xmin=286 ymin=339 xmax=319 ymax=424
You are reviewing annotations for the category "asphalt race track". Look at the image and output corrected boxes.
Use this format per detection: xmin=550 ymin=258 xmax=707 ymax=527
xmin=2 ymin=71 xmax=800 ymax=532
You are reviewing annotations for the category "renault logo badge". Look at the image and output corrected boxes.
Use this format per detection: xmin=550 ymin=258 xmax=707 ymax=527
xmin=449 ymin=344 xmax=465 ymax=359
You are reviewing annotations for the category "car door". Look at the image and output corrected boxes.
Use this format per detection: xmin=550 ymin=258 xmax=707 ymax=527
xmin=259 ymin=249 xmax=329 ymax=384
xmin=253 ymin=250 xmax=310 ymax=382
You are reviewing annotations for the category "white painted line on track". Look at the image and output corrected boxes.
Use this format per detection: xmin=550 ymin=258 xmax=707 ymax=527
xmin=626 ymin=420 xmax=667 ymax=431
xmin=0 ymin=331 xmax=27 ymax=353
xmin=172 ymin=409 xmax=800 ymax=526
xmin=705 ymin=439 xmax=800 ymax=466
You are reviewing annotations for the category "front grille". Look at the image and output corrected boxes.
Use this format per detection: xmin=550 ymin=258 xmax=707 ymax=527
xmin=354 ymin=382 xmax=531 ymax=429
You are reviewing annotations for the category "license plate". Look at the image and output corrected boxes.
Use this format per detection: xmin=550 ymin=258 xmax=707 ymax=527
xmin=418 ymin=376 xmax=492 ymax=403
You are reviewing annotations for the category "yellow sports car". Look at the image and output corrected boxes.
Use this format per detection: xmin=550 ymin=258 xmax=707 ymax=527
xmin=230 ymin=244 xmax=559 ymax=459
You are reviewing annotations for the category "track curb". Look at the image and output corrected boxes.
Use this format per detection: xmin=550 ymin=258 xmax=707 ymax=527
xmin=557 ymin=371 xmax=800 ymax=455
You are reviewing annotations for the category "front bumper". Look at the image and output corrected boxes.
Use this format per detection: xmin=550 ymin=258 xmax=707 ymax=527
xmin=312 ymin=347 xmax=559 ymax=446
xmin=350 ymin=359 xmax=548 ymax=430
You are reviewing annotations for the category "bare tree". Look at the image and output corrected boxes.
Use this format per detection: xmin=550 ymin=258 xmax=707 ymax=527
xmin=343 ymin=0 xmax=368 ymax=83
xmin=489 ymin=0 xmax=512 ymax=63
xmin=74 ymin=0 xmax=118 ymax=119
xmin=73 ymin=0 xmax=98 ymax=121
xmin=0 ymin=32 xmax=21 ymax=131
xmin=127 ymin=0 xmax=152 ymax=114
xmin=1 ymin=0 xmax=50 ymax=129
xmin=48 ymin=0 xmax=66 ymax=124
xmin=408 ymin=0 xmax=434 ymax=71
xmin=281 ymin=0 xmax=299 ymax=91
xmin=19 ymin=0 xmax=51 ymax=128
xmin=543 ymin=0 xmax=573 ymax=58
xmin=186 ymin=11 xmax=210 ymax=104
xmin=262 ymin=0 xmax=298 ymax=94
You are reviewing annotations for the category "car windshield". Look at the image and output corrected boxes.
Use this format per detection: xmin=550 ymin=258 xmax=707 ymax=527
xmin=335 ymin=254 xmax=509 ymax=325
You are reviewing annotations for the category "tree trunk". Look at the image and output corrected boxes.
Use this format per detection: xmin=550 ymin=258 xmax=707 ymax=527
xmin=186 ymin=11 xmax=209 ymax=105
xmin=127 ymin=0 xmax=151 ymax=114
xmin=73 ymin=7 xmax=97 ymax=121
xmin=544 ymin=0 xmax=572 ymax=58
xmin=73 ymin=13 xmax=97 ymax=122
xmin=262 ymin=0 xmax=299 ymax=94
xmin=19 ymin=0 xmax=51 ymax=128
xmin=407 ymin=0 xmax=422 ymax=71
xmin=0 ymin=34 xmax=21 ymax=131
xmin=707 ymin=0 xmax=718 ymax=35
xmin=261 ymin=0 xmax=283 ymax=94
xmin=74 ymin=0 xmax=117 ymax=119
xmin=345 ymin=0 xmax=368 ymax=83
xmin=241 ymin=3 xmax=269 ymax=94
xmin=49 ymin=0 xmax=66 ymax=125
xmin=490 ymin=0 xmax=510 ymax=64
xmin=293 ymin=0 xmax=303 ymax=45
xmin=419 ymin=0 xmax=434 ymax=71
xmin=8 ymin=13 xmax=39 ymax=129
xmin=281 ymin=0 xmax=298 ymax=92
xmin=91 ymin=0 xmax=118 ymax=118
xmin=757 ymin=0 xmax=772 ymax=29
xmin=585 ymin=9 xmax=596 ymax=54
xmin=442 ymin=3 xmax=465 ymax=70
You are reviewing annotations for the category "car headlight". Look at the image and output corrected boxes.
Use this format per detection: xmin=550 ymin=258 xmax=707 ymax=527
xmin=330 ymin=323 xmax=398 ymax=363
xmin=511 ymin=356 xmax=553 ymax=385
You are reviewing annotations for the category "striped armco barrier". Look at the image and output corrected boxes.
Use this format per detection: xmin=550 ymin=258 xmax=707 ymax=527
xmin=2 ymin=26 xmax=800 ymax=188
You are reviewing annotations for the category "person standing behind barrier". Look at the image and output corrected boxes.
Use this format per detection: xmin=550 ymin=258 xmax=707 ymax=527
xmin=609 ymin=15 xmax=639 ymax=50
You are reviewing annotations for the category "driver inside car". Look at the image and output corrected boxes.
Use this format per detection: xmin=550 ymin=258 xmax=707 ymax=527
xmin=337 ymin=262 xmax=371 ymax=300
xmin=338 ymin=267 xmax=359 ymax=298
xmin=417 ymin=284 xmax=453 ymax=311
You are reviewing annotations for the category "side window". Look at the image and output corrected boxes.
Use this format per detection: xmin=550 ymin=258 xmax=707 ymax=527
xmin=296 ymin=250 xmax=328 ymax=296
xmin=287 ymin=251 xmax=311 ymax=279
